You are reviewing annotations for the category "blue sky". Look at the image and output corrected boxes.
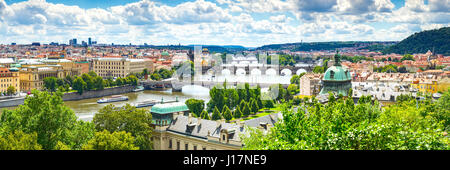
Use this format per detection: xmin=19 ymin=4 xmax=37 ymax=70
xmin=0 ymin=0 xmax=448 ymax=47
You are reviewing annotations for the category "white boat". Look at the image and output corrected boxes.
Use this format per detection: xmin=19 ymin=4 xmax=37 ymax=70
xmin=133 ymin=86 xmax=145 ymax=92
xmin=97 ymin=95 xmax=129 ymax=103
xmin=131 ymin=99 xmax=159 ymax=108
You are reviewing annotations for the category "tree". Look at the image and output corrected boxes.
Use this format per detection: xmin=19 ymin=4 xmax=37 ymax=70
xmin=313 ymin=66 xmax=324 ymax=73
xmin=263 ymin=100 xmax=274 ymax=108
xmin=185 ymin=99 xmax=205 ymax=117
xmin=93 ymin=104 xmax=153 ymax=150
xmin=242 ymin=102 xmax=251 ymax=117
xmin=251 ymin=99 xmax=259 ymax=114
xmin=7 ymin=86 xmax=16 ymax=96
xmin=201 ymin=110 xmax=210 ymax=120
xmin=0 ymin=90 xmax=95 ymax=150
xmin=233 ymin=107 xmax=242 ymax=119
xmin=222 ymin=105 xmax=233 ymax=121
xmin=82 ymin=74 xmax=94 ymax=91
xmin=72 ymin=77 xmax=87 ymax=95
xmin=242 ymin=93 xmax=449 ymax=150
xmin=150 ymin=73 xmax=161 ymax=81
xmin=290 ymin=75 xmax=300 ymax=85
xmin=127 ymin=75 xmax=139 ymax=86
xmin=94 ymin=76 xmax=104 ymax=90
xmin=211 ymin=106 xmax=222 ymax=120
xmin=0 ymin=130 xmax=42 ymax=150
xmin=43 ymin=77 xmax=58 ymax=92
xmin=82 ymin=130 xmax=139 ymax=150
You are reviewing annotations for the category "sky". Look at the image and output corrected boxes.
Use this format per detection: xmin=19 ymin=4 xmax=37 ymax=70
xmin=0 ymin=0 xmax=449 ymax=47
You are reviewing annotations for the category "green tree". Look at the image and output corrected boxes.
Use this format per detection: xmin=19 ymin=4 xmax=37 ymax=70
xmin=242 ymin=102 xmax=251 ymax=117
xmin=43 ymin=77 xmax=58 ymax=92
xmin=234 ymin=107 xmax=242 ymax=119
xmin=211 ymin=106 xmax=222 ymax=120
xmin=93 ymin=104 xmax=153 ymax=150
xmin=200 ymin=110 xmax=210 ymax=120
xmin=7 ymin=86 xmax=16 ymax=96
xmin=0 ymin=90 xmax=95 ymax=150
xmin=0 ymin=130 xmax=42 ymax=150
xmin=290 ymin=75 xmax=300 ymax=85
xmin=82 ymin=130 xmax=139 ymax=150
xmin=94 ymin=76 xmax=104 ymax=90
xmin=185 ymin=99 xmax=205 ymax=117
xmin=81 ymin=73 xmax=94 ymax=91
xmin=72 ymin=77 xmax=87 ymax=95
xmin=251 ymin=99 xmax=259 ymax=114
xmin=222 ymin=105 xmax=233 ymax=121
xmin=126 ymin=75 xmax=139 ymax=86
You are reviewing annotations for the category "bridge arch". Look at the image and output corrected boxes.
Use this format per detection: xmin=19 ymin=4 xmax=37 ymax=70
xmin=281 ymin=69 xmax=292 ymax=76
xmin=236 ymin=68 xmax=246 ymax=76
xmin=222 ymin=69 xmax=231 ymax=75
xmin=266 ymin=68 xmax=277 ymax=76
xmin=296 ymin=69 xmax=307 ymax=75
xmin=250 ymin=69 xmax=261 ymax=76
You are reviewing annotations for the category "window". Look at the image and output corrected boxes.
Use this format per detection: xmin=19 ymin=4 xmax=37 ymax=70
xmin=330 ymin=71 xmax=335 ymax=79
xmin=203 ymin=147 xmax=206 ymax=150
xmin=168 ymin=139 xmax=172 ymax=149
xmin=185 ymin=143 xmax=188 ymax=150
xmin=177 ymin=141 xmax=180 ymax=150
xmin=193 ymin=145 xmax=197 ymax=150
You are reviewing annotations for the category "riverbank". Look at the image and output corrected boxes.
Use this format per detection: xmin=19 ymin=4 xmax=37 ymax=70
xmin=0 ymin=85 xmax=135 ymax=108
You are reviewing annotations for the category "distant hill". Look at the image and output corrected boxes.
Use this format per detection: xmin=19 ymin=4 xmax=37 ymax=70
xmin=140 ymin=45 xmax=248 ymax=53
xmin=255 ymin=41 xmax=397 ymax=51
xmin=383 ymin=27 xmax=450 ymax=56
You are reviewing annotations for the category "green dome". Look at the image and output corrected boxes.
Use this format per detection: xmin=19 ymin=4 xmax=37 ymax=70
xmin=323 ymin=66 xmax=351 ymax=82
xmin=161 ymin=51 xmax=169 ymax=56
xmin=150 ymin=102 xmax=189 ymax=114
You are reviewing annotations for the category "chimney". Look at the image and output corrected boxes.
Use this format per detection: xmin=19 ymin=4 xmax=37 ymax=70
xmin=197 ymin=117 xmax=202 ymax=125
xmin=173 ymin=112 xmax=179 ymax=120
xmin=188 ymin=113 xmax=193 ymax=123
xmin=267 ymin=123 xmax=272 ymax=132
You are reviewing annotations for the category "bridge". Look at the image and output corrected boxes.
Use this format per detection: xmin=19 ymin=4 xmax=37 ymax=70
xmin=199 ymin=64 xmax=314 ymax=76
xmin=141 ymin=79 xmax=290 ymax=92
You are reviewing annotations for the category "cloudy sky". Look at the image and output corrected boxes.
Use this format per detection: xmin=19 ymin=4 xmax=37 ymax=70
xmin=0 ymin=0 xmax=448 ymax=47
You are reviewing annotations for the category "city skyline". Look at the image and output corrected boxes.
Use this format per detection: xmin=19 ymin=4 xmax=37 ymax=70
xmin=0 ymin=0 xmax=449 ymax=47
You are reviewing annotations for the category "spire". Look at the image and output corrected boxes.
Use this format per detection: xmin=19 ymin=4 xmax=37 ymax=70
xmin=334 ymin=50 xmax=341 ymax=66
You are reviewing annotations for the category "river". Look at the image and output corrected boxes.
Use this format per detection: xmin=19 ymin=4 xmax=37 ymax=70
xmin=0 ymin=85 xmax=211 ymax=122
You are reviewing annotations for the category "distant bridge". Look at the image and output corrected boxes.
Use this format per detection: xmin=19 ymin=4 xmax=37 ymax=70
xmin=199 ymin=64 xmax=314 ymax=76
xmin=141 ymin=79 xmax=289 ymax=92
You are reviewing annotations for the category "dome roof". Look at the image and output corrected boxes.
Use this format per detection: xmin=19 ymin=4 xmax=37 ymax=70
xmin=161 ymin=51 xmax=169 ymax=56
xmin=150 ymin=102 xmax=189 ymax=114
xmin=323 ymin=66 xmax=351 ymax=81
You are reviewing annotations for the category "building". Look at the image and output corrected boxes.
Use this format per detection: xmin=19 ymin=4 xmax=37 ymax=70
xmin=0 ymin=67 xmax=20 ymax=94
xmin=92 ymin=57 xmax=153 ymax=78
xmin=411 ymin=79 xmax=438 ymax=94
xmin=150 ymin=102 xmax=278 ymax=150
xmin=299 ymin=73 xmax=322 ymax=96
xmin=19 ymin=66 xmax=65 ymax=92
xmin=319 ymin=53 xmax=352 ymax=96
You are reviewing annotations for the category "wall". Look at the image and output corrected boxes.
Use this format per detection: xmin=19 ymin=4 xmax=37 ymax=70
xmin=0 ymin=85 xmax=135 ymax=108
xmin=63 ymin=85 xmax=134 ymax=101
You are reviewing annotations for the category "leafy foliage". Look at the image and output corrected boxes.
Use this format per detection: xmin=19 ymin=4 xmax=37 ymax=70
xmin=93 ymin=104 xmax=153 ymax=150
xmin=82 ymin=130 xmax=139 ymax=150
xmin=0 ymin=90 xmax=95 ymax=150
xmin=242 ymin=91 xmax=450 ymax=150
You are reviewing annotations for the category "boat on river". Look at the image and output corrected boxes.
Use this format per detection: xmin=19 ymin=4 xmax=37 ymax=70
xmin=133 ymin=86 xmax=145 ymax=92
xmin=131 ymin=99 xmax=159 ymax=108
xmin=97 ymin=95 xmax=129 ymax=104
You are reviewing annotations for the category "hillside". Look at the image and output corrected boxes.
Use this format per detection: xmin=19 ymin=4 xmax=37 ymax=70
xmin=383 ymin=27 xmax=450 ymax=55
xmin=255 ymin=41 xmax=397 ymax=51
